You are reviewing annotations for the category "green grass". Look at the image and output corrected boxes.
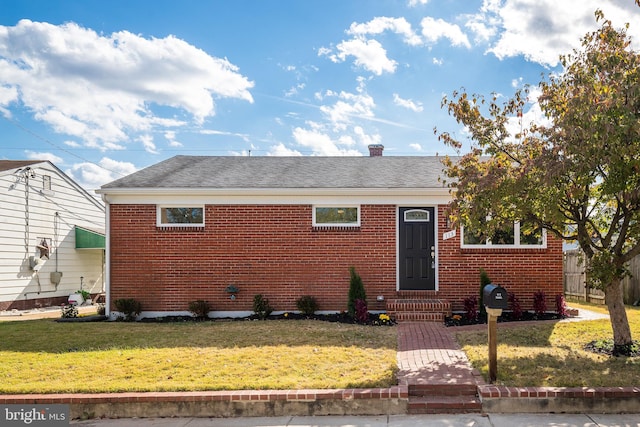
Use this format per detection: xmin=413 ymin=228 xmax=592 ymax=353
xmin=455 ymin=301 xmax=640 ymax=387
xmin=0 ymin=319 xmax=397 ymax=393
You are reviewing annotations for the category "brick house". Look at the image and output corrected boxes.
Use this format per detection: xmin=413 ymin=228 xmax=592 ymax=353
xmin=97 ymin=146 xmax=563 ymax=320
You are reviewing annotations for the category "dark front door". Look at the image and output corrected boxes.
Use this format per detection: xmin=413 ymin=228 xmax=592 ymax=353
xmin=399 ymin=207 xmax=435 ymax=290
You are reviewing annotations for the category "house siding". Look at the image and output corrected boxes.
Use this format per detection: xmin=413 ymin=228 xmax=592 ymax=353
xmin=109 ymin=203 xmax=564 ymax=315
xmin=0 ymin=163 xmax=105 ymax=311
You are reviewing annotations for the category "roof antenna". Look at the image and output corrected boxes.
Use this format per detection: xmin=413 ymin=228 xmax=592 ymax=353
xmin=248 ymin=150 xmax=251 ymax=157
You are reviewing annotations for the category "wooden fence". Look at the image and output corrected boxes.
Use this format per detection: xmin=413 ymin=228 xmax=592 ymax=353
xmin=564 ymin=250 xmax=640 ymax=305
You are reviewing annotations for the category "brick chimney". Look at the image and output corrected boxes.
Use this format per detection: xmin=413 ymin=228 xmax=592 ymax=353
xmin=368 ymin=144 xmax=384 ymax=157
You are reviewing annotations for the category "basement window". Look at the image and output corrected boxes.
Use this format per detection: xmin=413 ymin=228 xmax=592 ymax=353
xmin=313 ymin=206 xmax=360 ymax=227
xmin=157 ymin=206 xmax=204 ymax=227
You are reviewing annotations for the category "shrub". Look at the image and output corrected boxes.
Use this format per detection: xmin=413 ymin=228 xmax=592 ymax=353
xmin=533 ymin=291 xmax=547 ymax=317
xmin=114 ymin=298 xmax=142 ymax=321
xmin=555 ymin=293 xmax=568 ymax=318
xmin=296 ymin=295 xmax=319 ymax=316
xmin=463 ymin=295 xmax=478 ymax=322
xmin=508 ymin=292 xmax=523 ymax=320
xmin=188 ymin=300 xmax=211 ymax=320
xmin=355 ymin=298 xmax=369 ymax=323
xmin=253 ymin=294 xmax=273 ymax=320
xmin=60 ymin=304 xmax=78 ymax=319
xmin=347 ymin=266 xmax=367 ymax=318
xmin=479 ymin=268 xmax=492 ymax=317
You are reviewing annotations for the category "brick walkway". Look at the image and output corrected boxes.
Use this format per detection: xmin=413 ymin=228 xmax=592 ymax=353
xmin=397 ymin=322 xmax=486 ymax=388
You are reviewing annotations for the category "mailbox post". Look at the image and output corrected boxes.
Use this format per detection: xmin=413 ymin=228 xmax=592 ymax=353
xmin=483 ymin=284 xmax=507 ymax=383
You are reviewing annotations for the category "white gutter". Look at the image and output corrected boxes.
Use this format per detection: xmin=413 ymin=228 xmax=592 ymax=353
xmin=93 ymin=189 xmax=455 ymax=201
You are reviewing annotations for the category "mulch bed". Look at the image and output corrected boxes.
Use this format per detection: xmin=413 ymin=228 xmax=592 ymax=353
xmin=139 ymin=311 xmax=396 ymax=326
xmin=444 ymin=311 xmax=562 ymax=327
xmin=584 ymin=339 xmax=640 ymax=357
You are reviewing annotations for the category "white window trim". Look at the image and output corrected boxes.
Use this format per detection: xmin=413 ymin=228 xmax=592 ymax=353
xmin=312 ymin=205 xmax=361 ymax=227
xmin=156 ymin=205 xmax=205 ymax=227
xmin=461 ymin=222 xmax=547 ymax=249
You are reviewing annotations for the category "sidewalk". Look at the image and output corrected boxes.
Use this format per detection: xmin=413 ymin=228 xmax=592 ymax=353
xmin=71 ymin=413 xmax=640 ymax=426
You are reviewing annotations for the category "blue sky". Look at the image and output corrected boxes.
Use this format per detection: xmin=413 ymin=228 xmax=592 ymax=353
xmin=1 ymin=0 xmax=640 ymax=191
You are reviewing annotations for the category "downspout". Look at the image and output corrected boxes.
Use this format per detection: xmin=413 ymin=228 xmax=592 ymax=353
xmin=102 ymin=194 xmax=111 ymax=318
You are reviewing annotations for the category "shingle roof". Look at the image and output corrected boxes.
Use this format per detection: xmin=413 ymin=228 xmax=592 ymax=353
xmin=100 ymin=155 xmax=450 ymax=189
xmin=0 ymin=160 xmax=42 ymax=173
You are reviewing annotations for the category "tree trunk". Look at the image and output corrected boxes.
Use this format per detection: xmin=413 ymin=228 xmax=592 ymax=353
xmin=605 ymin=278 xmax=633 ymax=353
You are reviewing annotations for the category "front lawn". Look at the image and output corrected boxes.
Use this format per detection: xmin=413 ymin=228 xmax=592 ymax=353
xmin=455 ymin=301 xmax=640 ymax=386
xmin=0 ymin=319 xmax=397 ymax=393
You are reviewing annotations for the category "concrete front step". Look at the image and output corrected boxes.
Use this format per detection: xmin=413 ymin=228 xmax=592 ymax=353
xmin=387 ymin=298 xmax=451 ymax=323
xmin=408 ymin=395 xmax=482 ymax=414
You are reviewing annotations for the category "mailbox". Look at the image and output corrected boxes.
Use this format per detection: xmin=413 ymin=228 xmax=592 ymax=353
xmin=483 ymin=284 xmax=508 ymax=310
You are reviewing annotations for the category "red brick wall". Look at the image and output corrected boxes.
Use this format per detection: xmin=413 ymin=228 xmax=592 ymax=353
xmin=436 ymin=205 xmax=564 ymax=311
xmin=108 ymin=204 xmax=564 ymax=314
xmin=109 ymin=204 xmax=397 ymax=313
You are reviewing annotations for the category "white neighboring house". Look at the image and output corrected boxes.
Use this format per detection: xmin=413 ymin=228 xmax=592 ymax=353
xmin=0 ymin=160 xmax=105 ymax=311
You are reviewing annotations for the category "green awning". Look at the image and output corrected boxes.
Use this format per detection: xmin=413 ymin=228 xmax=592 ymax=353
xmin=75 ymin=226 xmax=105 ymax=249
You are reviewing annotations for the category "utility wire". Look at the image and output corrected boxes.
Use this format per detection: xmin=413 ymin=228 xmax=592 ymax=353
xmin=2 ymin=115 xmax=127 ymax=178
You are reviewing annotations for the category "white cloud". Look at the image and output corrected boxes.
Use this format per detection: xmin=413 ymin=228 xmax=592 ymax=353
xmin=393 ymin=93 xmax=424 ymax=112
xmin=0 ymin=20 xmax=254 ymax=150
xmin=0 ymin=85 xmax=17 ymax=105
xmin=284 ymin=80 xmax=385 ymax=156
xmin=0 ymin=85 xmax=18 ymax=117
xmin=464 ymin=16 xmax=498 ymax=43
xmin=164 ymin=131 xmax=183 ymax=147
xmin=408 ymin=0 xmax=429 ymax=6
xmin=285 ymin=83 xmax=306 ymax=97
xmin=353 ymin=126 xmax=381 ymax=146
xmin=347 ymin=17 xmax=422 ymax=46
xmin=63 ymin=140 xmax=81 ymax=148
xmin=421 ymin=17 xmax=471 ymax=48
xmin=268 ymin=143 xmax=303 ymax=156
xmin=292 ymin=127 xmax=363 ymax=156
xmin=139 ymin=134 xmax=158 ymax=154
xmin=320 ymin=89 xmax=376 ymax=131
xmin=321 ymin=38 xmax=397 ymax=75
xmin=317 ymin=46 xmax=332 ymax=57
xmin=474 ymin=0 xmax=640 ymax=67
xmin=200 ymin=129 xmax=250 ymax=142
xmin=24 ymin=150 xmax=63 ymax=164
xmin=432 ymin=57 xmax=444 ymax=66
xmin=409 ymin=143 xmax=423 ymax=151
xmin=66 ymin=157 xmax=137 ymax=191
